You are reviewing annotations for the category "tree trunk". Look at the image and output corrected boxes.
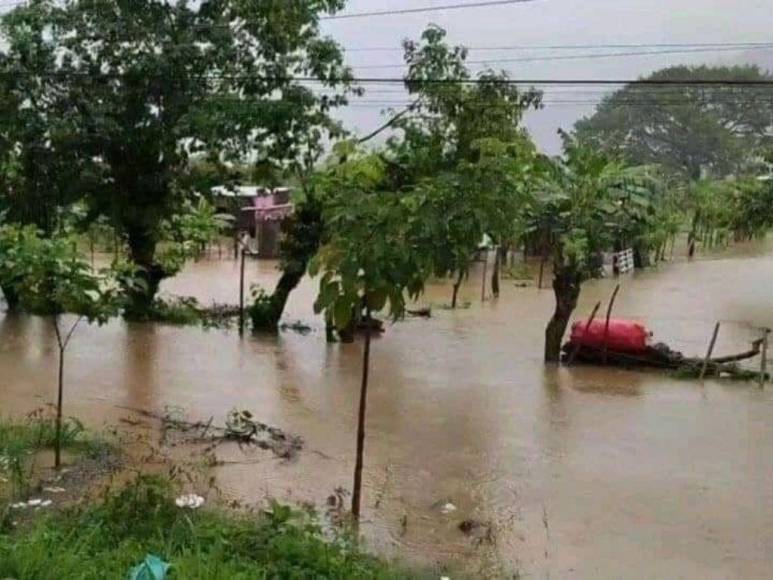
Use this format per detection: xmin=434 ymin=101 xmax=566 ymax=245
xmin=351 ymin=308 xmax=372 ymax=522
xmin=451 ymin=269 xmax=464 ymax=309
xmin=544 ymin=266 xmax=582 ymax=363
xmin=250 ymin=263 xmax=307 ymax=332
xmin=0 ymin=283 xmax=20 ymax=311
xmin=633 ymin=244 xmax=650 ymax=269
xmin=52 ymin=316 xmax=65 ymax=470
xmin=491 ymin=247 xmax=503 ymax=298
xmin=55 ymin=345 xmax=65 ymax=469
xmin=687 ymin=210 xmax=700 ymax=259
xmin=125 ymin=228 xmax=166 ymax=318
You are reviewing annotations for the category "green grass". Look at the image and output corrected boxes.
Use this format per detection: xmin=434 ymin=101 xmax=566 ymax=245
xmin=0 ymin=475 xmax=418 ymax=579
xmin=0 ymin=414 xmax=107 ymax=498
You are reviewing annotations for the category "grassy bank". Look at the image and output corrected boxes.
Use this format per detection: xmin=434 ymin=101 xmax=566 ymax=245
xmin=0 ymin=475 xmax=415 ymax=579
xmin=1 ymin=418 xmax=417 ymax=579
xmin=0 ymin=413 xmax=110 ymax=501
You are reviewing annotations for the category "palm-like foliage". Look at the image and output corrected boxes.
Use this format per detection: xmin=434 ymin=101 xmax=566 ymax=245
xmin=534 ymin=138 xmax=663 ymax=361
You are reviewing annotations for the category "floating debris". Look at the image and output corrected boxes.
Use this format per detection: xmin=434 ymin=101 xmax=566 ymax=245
xmin=407 ymin=307 xmax=432 ymax=318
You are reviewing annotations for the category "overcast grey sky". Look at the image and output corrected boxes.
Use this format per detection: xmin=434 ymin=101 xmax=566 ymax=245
xmin=321 ymin=0 xmax=773 ymax=153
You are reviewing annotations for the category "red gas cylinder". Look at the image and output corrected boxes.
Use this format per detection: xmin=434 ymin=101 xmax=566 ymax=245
xmin=570 ymin=319 xmax=650 ymax=354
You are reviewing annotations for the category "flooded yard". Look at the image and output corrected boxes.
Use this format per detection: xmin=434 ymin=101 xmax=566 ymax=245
xmin=1 ymin=242 xmax=772 ymax=578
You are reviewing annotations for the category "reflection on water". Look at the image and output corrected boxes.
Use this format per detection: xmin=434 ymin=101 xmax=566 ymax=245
xmin=2 ymin=242 xmax=773 ymax=578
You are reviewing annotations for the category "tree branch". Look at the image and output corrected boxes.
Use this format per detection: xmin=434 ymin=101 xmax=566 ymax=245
xmin=63 ymin=316 xmax=84 ymax=350
xmin=357 ymin=101 xmax=418 ymax=145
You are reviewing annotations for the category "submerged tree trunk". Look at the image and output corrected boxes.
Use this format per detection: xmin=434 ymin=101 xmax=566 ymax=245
xmin=0 ymin=283 xmax=20 ymax=311
xmin=125 ymin=228 xmax=166 ymax=318
xmin=491 ymin=246 xmax=504 ymax=298
xmin=544 ymin=265 xmax=582 ymax=363
xmin=632 ymin=244 xmax=651 ymax=269
xmin=451 ymin=269 xmax=465 ymax=309
xmin=250 ymin=264 xmax=307 ymax=332
xmin=252 ymin=193 xmax=325 ymax=331
xmin=687 ymin=210 xmax=700 ymax=259
xmin=351 ymin=308 xmax=372 ymax=523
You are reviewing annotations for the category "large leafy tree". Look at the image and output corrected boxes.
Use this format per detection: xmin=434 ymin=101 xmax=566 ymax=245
xmin=1 ymin=0 xmax=355 ymax=315
xmin=574 ymin=65 xmax=773 ymax=180
xmin=0 ymin=1 xmax=98 ymax=308
xmin=390 ymin=25 xmax=542 ymax=304
xmin=391 ymin=24 xmax=541 ymax=179
xmin=251 ymin=25 xmax=542 ymax=327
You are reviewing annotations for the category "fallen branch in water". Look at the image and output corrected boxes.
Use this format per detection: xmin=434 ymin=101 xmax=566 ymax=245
xmin=562 ymin=339 xmax=768 ymax=381
xmin=115 ymin=405 xmax=303 ymax=459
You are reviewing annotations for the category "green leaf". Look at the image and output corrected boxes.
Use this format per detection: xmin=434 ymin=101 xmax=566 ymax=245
xmin=365 ymin=288 xmax=388 ymax=312
xmin=333 ymin=299 xmax=353 ymax=330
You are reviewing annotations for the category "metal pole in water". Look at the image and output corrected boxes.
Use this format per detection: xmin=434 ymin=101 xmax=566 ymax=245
xmin=239 ymin=248 xmax=246 ymax=335
xmin=481 ymin=249 xmax=488 ymax=302
xmin=759 ymin=328 xmax=769 ymax=388
xmin=700 ymin=322 xmax=721 ymax=380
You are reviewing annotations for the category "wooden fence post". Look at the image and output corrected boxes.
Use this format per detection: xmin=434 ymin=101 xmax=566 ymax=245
xmin=759 ymin=328 xmax=769 ymax=388
xmin=480 ymin=249 xmax=488 ymax=302
xmin=566 ymin=301 xmax=602 ymax=366
xmin=602 ymin=284 xmax=621 ymax=365
xmin=699 ymin=322 xmax=721 ymax=379
xmin=239 ymin=248 xmax=246 ymax=335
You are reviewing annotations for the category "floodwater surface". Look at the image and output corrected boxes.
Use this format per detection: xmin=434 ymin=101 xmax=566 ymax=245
xmin=1 ymin=242 xmax=772 ymax=578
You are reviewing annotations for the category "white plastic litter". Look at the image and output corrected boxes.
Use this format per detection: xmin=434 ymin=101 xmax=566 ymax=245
xmin=175 ymin=494 xmax=205 ymax=509
xmin=440 ymin=502 xmax=457 ymax=514
xmin=10 ymin=498 xmax=53 ymax=509
xmin=43 ymin=487 xmax=67 ymax=494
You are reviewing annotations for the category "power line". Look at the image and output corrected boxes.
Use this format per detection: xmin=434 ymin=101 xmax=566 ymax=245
xmin=321 ymin=0 xmax=538 ymax=21
xmin=344 ymin=41 xmax=773 ymax=52
xmin=350 ymin=45 xmax=773 ymax=69
xmin=3 ymin=71 xmax=773 ymax=86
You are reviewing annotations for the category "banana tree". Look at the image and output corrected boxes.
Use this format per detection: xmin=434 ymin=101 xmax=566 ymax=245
xmin=536 ymin=138 xmax=656 ymax=362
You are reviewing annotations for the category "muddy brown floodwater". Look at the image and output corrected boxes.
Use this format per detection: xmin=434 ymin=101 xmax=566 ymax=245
xmin=2 ymin=240 xmax=773 ymax=578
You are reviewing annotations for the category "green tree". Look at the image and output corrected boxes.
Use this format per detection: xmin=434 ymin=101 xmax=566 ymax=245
xmin=310 ymin=160 xmax=431 ymax=522
xmin=687 ymin=176 xmax=773 ymax=253
xmin=574 ymin=65 xmax=773 ymax=180
xmin=252 ymin=24 xmax=542 ymax=327
xmin=0 ymin=0 xmax=97 ymax=308
xmin=248 ymin=185 xmax=326 ymax=332
xmin=390 ymin=25 xmax=541 ymax=305
xmin=0 ymin=224 xmax=127 ymax=468
xmin=729 ymin=177 xmax=773 ymax=239
xmin=1 ymin=0 xmax=355 ymax=316
xmin=535 ymin=139 xmax=656 ymax=362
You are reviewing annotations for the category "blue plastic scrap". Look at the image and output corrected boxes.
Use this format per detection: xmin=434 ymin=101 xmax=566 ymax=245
xmin=128 ymin=555 xmax=171 ymax=580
